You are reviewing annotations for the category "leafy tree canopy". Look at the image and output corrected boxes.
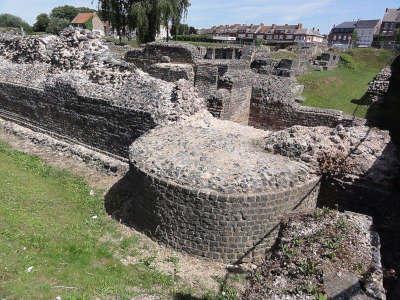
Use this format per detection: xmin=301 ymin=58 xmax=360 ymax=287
xmin=50 ymin=5 xmax=96 ymax=22
xmin=46 ymin=17 xmax=70 ymax=34
xmin=99 ymin=0 xmax=190 ymax=43
xmin=33 ymin=13 xmax=50 ymax=32
xmin=0 ymin=13 xmax=32 ymax=33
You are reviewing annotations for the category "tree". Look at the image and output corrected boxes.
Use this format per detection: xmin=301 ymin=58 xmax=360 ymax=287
xmin=396 ymin=28 xmax=400 ymax=43
xmin=33 ymin=13 xmax=50 ymax=32
xmin=98 ymin=0 xmax=190 ymax=43
xmin=0 ymin=13 xmax=32 ymax=33
xmin=50 ymin=5 xmax=96 ymax=22
xmin=188 ymin=26 xmax=196 ymax=35
xmin=170 ymin=23 xmax=196 ymax=36
xmin=46 ymin=17 xmax=70 ymax=34
xmin=351 ymin=30 xmax=359 ymax=48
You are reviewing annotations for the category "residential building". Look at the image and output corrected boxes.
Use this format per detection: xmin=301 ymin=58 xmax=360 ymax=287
xmin=204 ymin=23 xmax=324 ymax=45
xmin=295 ymin=27 xmax=325 ymax=44
xmin=354 ymin=20 xmax=381 ymax=47
xmin=379 ymin=8 xmax=400 ymax=45
xmin=328 ymin=21 xmax=356 ymax=48
xmin=71 ymin=12 xmax=105 ymax=36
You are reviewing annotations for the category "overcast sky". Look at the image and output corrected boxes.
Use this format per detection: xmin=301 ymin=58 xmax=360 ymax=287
xmin=0 ymin=0 xmax=399 ymax=34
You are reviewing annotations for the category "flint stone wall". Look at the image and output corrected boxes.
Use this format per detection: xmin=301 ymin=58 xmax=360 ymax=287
xmin=249 ymin=85 xmax=365 ymax=130
xmin=195 ymin=61 xmax=254 ymax=124
xmin=126 ymin=42 xmax=202 ymax=64
xmin=125 ymin=165 xmax=321 ymax=262
xmin=147 ymin=63 xmax=195 ymax=83
xmin=0 ymin=81 xmax=156 ymax=158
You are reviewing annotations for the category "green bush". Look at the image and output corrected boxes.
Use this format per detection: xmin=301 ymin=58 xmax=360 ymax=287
xmin=45 ymin=17 xmax=70 ymax=34
xmin=0 ymin=13 xmax=32 ymax=33
xmin=340 ymin=52 xmax=358 ymax=70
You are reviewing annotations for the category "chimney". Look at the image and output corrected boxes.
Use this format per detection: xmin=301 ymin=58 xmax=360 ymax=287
xmin=386 ymin=8 xmax=388 ymax=12
xmin=298 ymin=23 xmax=303 ymax=29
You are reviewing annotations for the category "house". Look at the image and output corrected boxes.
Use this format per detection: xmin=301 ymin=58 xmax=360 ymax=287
xmin=71 ymin=12 xmax=105 ymax=36
xmin=206 ymin=23 xmax=324 ymax=45
xmin=257 ymin=24 xmax=302 ymax=43
xmin=328 ymin=21 xmax=356 ymax=48
xmin=355 ymin=20 xmax=381 ymax=47
xmin=295 ymin=27 xmax=324 ymax=44
xmin=379 ymin=8 xmax=400 ymax=45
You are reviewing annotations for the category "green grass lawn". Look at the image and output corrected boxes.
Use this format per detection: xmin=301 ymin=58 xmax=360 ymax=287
xmin=298 ymin=48 xmax=396 ymax=118
xmin=0 ymin=141 xmax=179 ymax=299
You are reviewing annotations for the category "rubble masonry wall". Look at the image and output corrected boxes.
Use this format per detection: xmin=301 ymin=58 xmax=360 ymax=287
xmin=0 ymin=81 xmax=157 ymax=158
xmin=249 ymin=86 xmax=364 ymax=130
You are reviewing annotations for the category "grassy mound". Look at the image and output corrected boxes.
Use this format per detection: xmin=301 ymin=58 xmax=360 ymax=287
xmin=298 ymin=48 xmax=396 ymax=118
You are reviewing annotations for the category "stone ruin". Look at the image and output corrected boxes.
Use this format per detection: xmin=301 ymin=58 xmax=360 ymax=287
xmin=367 ymin=66 xmax=392 ymax=103
xmin=0 ymin=28 xmax=398 ymax=283
xmin=0 ymin=29 xmax=204 ymax=158
xmin=313 ymin=52 xmax=340 ymax=71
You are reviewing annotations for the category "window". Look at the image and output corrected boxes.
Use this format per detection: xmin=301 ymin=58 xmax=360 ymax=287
xmin=286 ymin=34 xmax=293 ymax=39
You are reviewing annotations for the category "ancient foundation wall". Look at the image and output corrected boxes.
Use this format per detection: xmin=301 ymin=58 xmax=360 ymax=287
xmin=147 ymin=63 xmax=195 ymax=83
xmin=125 ymin=165 xmax=321 ymax=262
xmin=218 ymin=72 xmax=253 ymax=124
xmin=194 ymin=64 xmax=219 ymax=100
xmin=0 ymin=81 xmax=157 ymax=158
xmin=126 ymin=43 xmax=202 ymax=64
xmin=249 ymin=86 xmax=365 ymax=130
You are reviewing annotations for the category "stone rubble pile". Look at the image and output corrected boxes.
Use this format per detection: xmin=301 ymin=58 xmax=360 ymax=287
xmin=367 ymin=67 xmax=392 ymax=103
xmin=264 ymin=124 xmax=399 ymax=185
xmin=0 ymin=34 xmax=49 ymax=63
xmin=244 ymin=209 xmax=385 ymax=300
xmin=0 ymin=28 xmax=131 ymax=86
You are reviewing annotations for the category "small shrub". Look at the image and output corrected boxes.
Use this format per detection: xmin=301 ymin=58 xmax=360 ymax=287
xmin=317 ymin=151 xmax=354 ymax=179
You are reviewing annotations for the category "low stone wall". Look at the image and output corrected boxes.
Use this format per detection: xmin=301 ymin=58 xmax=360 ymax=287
xmin=126 ymin=42 xmax=202 ymax=64
xmin=249 ymin=84 xmax=365 ymax=130
xmin=125 ymin=165 xmax=320 ymax=262
xmin=0 ymin=81 xmax=157 ymax=158
xmin=147 ymin=63 xmax=195 ymax=83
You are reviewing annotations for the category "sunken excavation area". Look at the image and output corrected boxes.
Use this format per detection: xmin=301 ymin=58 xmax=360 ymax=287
xmin=0 ymin=29 xmax=399 ymax=270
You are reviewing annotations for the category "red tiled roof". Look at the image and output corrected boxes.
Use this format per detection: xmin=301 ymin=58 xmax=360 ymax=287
xmin=71 ymin=13 xmax=95 ymax=24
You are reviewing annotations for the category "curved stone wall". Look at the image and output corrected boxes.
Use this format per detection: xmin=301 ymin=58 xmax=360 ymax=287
xmin=124 ymin=165 xmax=320 ymax=262
xmin=127 ymin=112 xmax=321 ymax=262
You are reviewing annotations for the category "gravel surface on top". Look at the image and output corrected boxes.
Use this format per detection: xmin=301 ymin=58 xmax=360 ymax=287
xmin=130 ymin=111 xmax=316 ymax=194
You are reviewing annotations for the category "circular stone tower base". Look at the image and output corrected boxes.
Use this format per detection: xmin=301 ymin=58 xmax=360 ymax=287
xmin=128 ymin=112 xmax=321 ymax=262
